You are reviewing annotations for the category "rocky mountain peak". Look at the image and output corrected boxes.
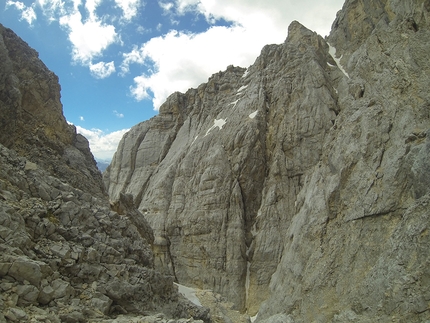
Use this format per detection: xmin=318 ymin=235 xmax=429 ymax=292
xmin=105 ymin=0 xmax=430 ymax=322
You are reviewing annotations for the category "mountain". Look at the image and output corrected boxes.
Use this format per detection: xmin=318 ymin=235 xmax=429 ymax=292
xmin=0 ymin=24 xmax=210 ymax=322
xmin=0 ymin=24 xmax=106 ymax=198
xmin=96 ymin=159 xmax=112 ymax=172
xmin=104 ymin=0 xmax=430 ymax=322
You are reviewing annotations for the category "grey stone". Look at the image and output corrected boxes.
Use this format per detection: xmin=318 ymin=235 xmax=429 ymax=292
xmin=91 ymin=294 xmax=113 ymax=315
xmin=8 ymin=259 xmax=42 ymax=286
xmin=38 ymin=285 xmax=55 ymax=305
xmin=104 ymin=0 xmax=430 ymax=322
xmin=5 ymin=307 xmax=27 ymax=321
xmin=51 ymin=279 xmax=74 ymax=300
xmin=16 ymin=284 xmax=39 ymax=305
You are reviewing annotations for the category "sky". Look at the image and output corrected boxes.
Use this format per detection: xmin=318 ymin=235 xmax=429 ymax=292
xmin=1 ymin=0 xmax=344 ymax=161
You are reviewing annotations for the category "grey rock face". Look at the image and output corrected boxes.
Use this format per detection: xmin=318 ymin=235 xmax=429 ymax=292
xmin=105 ymin=20 xmax=340 ymax=315
xmin=0 ymin=24 xmax=105 ymax=197
xmin=105 ymin=0 xmax=430 ymax=321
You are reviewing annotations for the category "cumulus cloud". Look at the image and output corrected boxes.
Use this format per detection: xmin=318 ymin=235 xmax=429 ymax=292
xmin=8 ymin=0 xmax=119 ymax=68
xmin=174 ymin=0 xmax=342 ymax=37
xmin=37 ymin=0 xmax=68 ymax=21
xmin=113 ymin=110 xmax=124 ymax=118
xmin=60 ymin=12 xmax=118 ymax=64
xmin=127 ymin=26 xmax=265 ymax=109
xmin=79 ymin=116 xmax=85 ymax=121
xmin=115 ymin=0 xmax=141 ymax=21
xmin=125 ymin=0 xmax=343 ymax=110
xmin=120 ymin=45 xmax=146 ymax=75
xmin=89 ymin=61 xmax=116 ymax=78
xmin=6 ymin=1 xmax=37 ymax=25
xmin=75 ymin=126 xmax=129 ymax=160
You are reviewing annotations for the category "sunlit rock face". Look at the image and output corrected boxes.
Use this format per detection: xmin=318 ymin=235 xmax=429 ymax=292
xmin=106 ymin=0 xmax=430 ymax=321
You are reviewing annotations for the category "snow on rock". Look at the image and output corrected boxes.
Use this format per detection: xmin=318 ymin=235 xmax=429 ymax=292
xmin=249 ymin=111 xmax=258 ymax=119
xmin=174 ymin=283 xmax=202 ymax=307
xmin=205 ymin=118 xmax=227 ymax=136
xmin=327 ymin=43 xmax=350 ymax=78
xmin=230 ymin=99 xmax=240 ymax=108
xmin=237 ymin=85 xmax=248 ymax=94
xmin=192 ymin=135 xmax=198 ymax=145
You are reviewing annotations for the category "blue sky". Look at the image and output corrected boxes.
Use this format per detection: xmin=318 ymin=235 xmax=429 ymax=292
xmin=1 ymin=0 xmax=344 ymax=161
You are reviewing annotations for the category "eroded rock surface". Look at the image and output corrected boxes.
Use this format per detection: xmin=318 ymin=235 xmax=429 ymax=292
xmin=0 ymin=23 xmax=210 ymax=323
xmin=0 ymin=24 xmax=104 ymax=197
xmin=105 ymin=0 xmax=430 ymax=322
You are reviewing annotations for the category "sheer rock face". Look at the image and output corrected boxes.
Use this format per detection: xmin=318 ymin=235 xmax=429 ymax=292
xmin=105 ymin=0 xmax=430 ymax=321
xmin=105 ymin=23 xmax=339 ymax=313
xmin=0 ymin=24 xmax=105 ymax=197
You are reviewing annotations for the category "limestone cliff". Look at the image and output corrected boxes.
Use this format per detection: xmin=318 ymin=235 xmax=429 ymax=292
xmin=105 ymin=0 xmax=430 ymax=322
xmin=0 ymin=24 xmax=104 ymax=197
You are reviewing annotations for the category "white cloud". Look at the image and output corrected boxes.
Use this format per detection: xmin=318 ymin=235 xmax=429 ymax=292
xmin=115 ymin=0 xmax=141 ymax=21
xmin=159 ymin=1 xmax=174 ymax=13
xmin=75 ymin=126 xmax=129 ymax=160
xmin=21 ymin=5 xmax=37 ymax=24
xmin=120 ymin=45 xmax=146 ymax=75
xmin=89 ymin=61 xmax=116 ymax=78
xmin=174 ymin=0 xmax=342 ymax=37
xmin=37 ymin=0 xmax=67 ymax=19
xmin=6 ymin=1 xmax=37 ymax=25
xmin=79 ymin=116 xmax=85 ymax=121
xmin=60 ymin=11 xmax=118 ymax=64
xmin=113 ymin=110 xmax=124 ymax=118
xmin=126 ymin=24 xmax=278 ymax=109
xmin=124 ymin=0 xmax=343 ymax=110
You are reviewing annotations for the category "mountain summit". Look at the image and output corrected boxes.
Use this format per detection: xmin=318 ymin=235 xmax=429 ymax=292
xmin=105 ymin=0 xmax=430 ymax=322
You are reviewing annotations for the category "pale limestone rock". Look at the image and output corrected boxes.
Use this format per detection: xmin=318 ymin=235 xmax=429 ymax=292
xmin=105 ymin=1 xmax=430 ymax=322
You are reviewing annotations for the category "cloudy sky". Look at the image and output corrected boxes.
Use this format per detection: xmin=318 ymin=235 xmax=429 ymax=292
xmin=2 ymin=0 xmax=344 ymax=161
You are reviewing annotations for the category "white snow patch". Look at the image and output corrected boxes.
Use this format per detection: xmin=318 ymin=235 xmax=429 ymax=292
xmin=175 ymin=283 xmax=202 ymax=307
xmin=230 ymin=99 xmax=240 ymax=108
xmin=327 ymin=62 xmax=335 ymax=67
xmin=245 ymin=262 xmax=251 ymax=303
xmin=249 ymin=110 xmax=258 ymax=119
xmin=242 ymin=69 xmax=249 ymax=78
xmin=205 ymin=118 xmax=227 ymax=136
xmin=327 ymin=43 xmax=350 ymax=78
xmin=250 ymin=313 xmax=258 ymax=322
xmin=192 ymin=135 xmax=198 ymax=145
xmin=237 ymin=85 xmax=248 ymax=93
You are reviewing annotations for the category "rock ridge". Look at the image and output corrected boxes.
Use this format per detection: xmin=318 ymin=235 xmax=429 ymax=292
xmin=105 ymin=0 xmax=430 ymax=322
xmin=0 ymin=24 xmax=105 ymax=197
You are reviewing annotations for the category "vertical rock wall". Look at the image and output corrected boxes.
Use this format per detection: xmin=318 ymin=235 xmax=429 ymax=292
xmin=105 ymin=0 xmax=430 ymax=321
